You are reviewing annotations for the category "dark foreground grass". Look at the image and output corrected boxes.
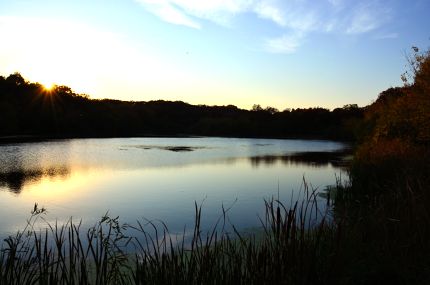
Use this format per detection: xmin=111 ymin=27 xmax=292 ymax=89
xmin=0 ymin=185 xmax=341 ymax=285
xmin=1 ymin=164 xmax=430 ymax=285
xmin=332 ymin=156 xmax=430 ymax=285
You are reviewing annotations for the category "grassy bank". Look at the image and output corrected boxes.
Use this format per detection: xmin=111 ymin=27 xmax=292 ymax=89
xmin=333 ymin=157 xmax=430 ymax=284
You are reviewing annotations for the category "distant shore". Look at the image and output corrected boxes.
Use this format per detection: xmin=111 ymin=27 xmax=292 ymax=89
xmin=0 ymin=133 xmax=354 ymax=145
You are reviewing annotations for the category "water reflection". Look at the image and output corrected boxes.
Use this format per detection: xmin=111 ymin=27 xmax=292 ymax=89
xmin=0 ymin=148 xmax=349 ymax=194
xmin=0 ymin=138 xmax=349 ymax=240
xmin=0 ymin=167 xmax=70 ymax=194
xmin=249 ymin=150 xmax=351 ymax=168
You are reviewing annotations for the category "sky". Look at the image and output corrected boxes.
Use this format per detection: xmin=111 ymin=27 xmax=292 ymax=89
xmin=0 ymin=0 xmax=429 ymax=110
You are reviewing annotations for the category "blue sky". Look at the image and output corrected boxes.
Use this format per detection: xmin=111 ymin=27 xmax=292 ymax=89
xmin=0 ymin=0 xmax=429 ymax=109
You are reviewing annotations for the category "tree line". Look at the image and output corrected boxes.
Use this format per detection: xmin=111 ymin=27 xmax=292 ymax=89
xmin=0 ymin=72 xmax=363 ymax=140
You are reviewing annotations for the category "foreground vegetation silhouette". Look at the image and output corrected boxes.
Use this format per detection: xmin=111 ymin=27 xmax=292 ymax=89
xmin=0 ymin=188 xmax=336 ymax=285
xmin=333 ymin=46 xmax=430 ymax=284
xmin=0 ymin=46 xmax=429 ymax=284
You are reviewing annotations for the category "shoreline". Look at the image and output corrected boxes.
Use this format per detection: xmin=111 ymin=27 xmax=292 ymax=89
xmin=0 ymin=134 xmax=354 ymax=144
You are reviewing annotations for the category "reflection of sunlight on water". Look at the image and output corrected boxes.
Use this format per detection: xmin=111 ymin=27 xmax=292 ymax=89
xmin=0 ymin=168 xmax=114 ymax=237
xmin=21 ymin=168 xmax=105 ymax=204
xmin=0 ymin=138 xmax=349 ymax=240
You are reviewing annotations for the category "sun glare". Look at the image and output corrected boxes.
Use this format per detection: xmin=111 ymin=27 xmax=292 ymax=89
xmin=1 ymin=17 xmax=202 ymax=102
xmin=42 ymin=82 xmax=55 ymax=91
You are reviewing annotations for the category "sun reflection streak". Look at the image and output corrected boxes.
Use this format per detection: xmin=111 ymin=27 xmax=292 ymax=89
xmin=20 ymin=168 xmax=105 ymax=205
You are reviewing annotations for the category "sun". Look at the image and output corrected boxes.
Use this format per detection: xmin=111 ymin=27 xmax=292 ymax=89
xmin=42 ymin=81 xmax=55 ymax=91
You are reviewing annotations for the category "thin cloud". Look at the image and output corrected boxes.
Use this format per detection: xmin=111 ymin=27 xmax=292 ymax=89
xmin=135 ymin=0 xmax=396 ymax=53
xmin=346 ymin=11 xmax=378 ymax=34
xmin=264 ymin=33 xmax=304 ymax=54
xmin=171 ymin=0 xmax=249 ymax=25
xmin=346 ymin=2 xmax=391 ymax=34
xmin=253 ymin=2 xmax=287 ymax=27
xmin=135 ymin=0 xmax=319 ymax=29
xmin=136 ymin=0 xmax=252 ymax=27
xmin=135 ymin=0 xmax=201 ymax=29
xmin=253 ymin=2 xmax=319 ymax=32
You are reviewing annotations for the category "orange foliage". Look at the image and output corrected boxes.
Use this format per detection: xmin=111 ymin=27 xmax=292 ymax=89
xmin=356 ymin=138 xmax=419 ymax=163
xmin=356 ymin=47 xmax=430 ymax=164
xmin=362 ymin=48 xmax=430 ymax=146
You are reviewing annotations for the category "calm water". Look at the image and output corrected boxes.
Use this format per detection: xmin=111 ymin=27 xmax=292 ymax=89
xmin=0 ymin=137 xmax=347 ymax=239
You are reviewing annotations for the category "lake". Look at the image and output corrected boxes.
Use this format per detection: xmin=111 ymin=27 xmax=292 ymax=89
xmin=0 ymin=137 xmax=348 ymax=239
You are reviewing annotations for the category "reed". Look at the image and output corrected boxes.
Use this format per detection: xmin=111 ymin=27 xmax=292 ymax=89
xmin=330 ymin=153 xmax=430 ymax=284
xmin=2 ymin=161 xmax=429 ymax=284
xmin=0 ymin=184 xmax=337 ymax=284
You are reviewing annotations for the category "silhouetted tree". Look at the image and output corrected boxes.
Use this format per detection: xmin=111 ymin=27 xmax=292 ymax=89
xmin=0 ymin=72 xmax=364 ymax=140
xmin=6 ymin=72 xmax=26 ymax=86
xmin=264 ymin=106 xmax=279 ymax=114
xmin=251 ymin=104 xmax=263 ymax=112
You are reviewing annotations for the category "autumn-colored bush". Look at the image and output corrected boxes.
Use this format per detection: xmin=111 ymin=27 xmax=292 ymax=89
xmin=356 ymin=47 xmax=430 ymax=163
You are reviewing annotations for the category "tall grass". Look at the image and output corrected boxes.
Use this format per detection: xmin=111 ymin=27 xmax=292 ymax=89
xmin=0 ymin=205 xmax=133 ymax=285
xmin=0 ymin=184 xmax=338 ymax=285
xmin=331 ymin=152 xmax=430 ymax=284
xmin=2 ymin=162 xmax=429 ymax=285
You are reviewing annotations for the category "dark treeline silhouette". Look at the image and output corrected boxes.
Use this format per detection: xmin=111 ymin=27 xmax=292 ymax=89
xmin=0 ymin=73 xmax=363 ymax=141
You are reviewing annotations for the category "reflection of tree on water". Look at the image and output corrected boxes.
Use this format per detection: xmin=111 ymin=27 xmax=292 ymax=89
xmin=0 ymin=150 xmax=349 ymax=194
xmin=0 ymin=167 xmax=70 ymax=194
xmin=249 ymin=150 xmax=351 ymax=168
xmin=0 ymin=136 xmax=73 ymax=194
